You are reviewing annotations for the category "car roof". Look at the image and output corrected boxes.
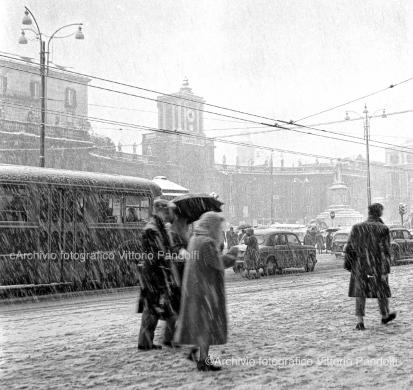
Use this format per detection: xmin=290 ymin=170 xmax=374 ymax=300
xmin=254 ymin=229 xmax=300 ymax=235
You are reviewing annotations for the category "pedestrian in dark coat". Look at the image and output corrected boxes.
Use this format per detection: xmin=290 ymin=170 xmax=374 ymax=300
xmin=304 ymin=229 xmax=316 ymax=246
xmin=344 ymin=203 xmax=396 ymax=330
xmin=165 ymin=205 xmax=190 ymax=349
xmin=244 ymin=228 xmax=260 ymax=278
xmin=315 ymin=231 xmax=324 ymax=254
xmin=226 ymin=227 xmax=238 ymax=250
xmin=137 ymin=199 xmax=174 ymax=350
xmin=175 ymin=211 xmax=238 ymax=371
xmin=325 ymin=232 xmax=333 ymax=253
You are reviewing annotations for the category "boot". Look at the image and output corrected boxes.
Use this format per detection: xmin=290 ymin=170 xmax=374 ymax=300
xmin=197 ymin=357 xmax=222 ymax=371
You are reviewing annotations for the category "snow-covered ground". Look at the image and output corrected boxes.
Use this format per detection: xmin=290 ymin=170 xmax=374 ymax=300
xmin=1 ymin=255 xmax=412 ymax=389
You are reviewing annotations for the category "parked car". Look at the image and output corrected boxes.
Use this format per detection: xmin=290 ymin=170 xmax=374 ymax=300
xmin=233 ymin=229 xmax=317 ymax=275
xmin=331 ymin=226 xmax=412 ymax=265
xmin=389 ymin=227 xmax=413 ymax=264
xmin=331 ymin=229 xmax=351 ymax=258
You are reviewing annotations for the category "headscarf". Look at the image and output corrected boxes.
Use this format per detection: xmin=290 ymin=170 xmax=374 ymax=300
xmin=194 ymin=211 xmax=224 ymax=244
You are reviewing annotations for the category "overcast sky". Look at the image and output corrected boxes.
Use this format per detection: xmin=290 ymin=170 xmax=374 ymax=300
xmin=1 ymin=0 xmax=413 ymax=166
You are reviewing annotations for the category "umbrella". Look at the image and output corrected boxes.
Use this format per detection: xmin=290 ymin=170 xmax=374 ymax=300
xmin=171 ymin=193 xmax=224 ymax=223
xmin=325 ymin=227 xmax=340 ymax=233
xmin=237 ymin=223 xmax=252 ymax=230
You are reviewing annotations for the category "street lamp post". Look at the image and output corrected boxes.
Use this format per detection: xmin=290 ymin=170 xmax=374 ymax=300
xmin=345 ymin=105 xmax=386 ymax=207
xmin=19 ymin=7 xmax=84 ymax=167
xmin=270 ymin=150 xmax=274 ymax=224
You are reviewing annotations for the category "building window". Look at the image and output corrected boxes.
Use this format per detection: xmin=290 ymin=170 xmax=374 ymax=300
xmin=65 ymin=88 xmax=77 ymax=109
xmin=30 ymin=81 xmax=40 ymax=98
xmin=0 ymin=76 xmax=7 ymax=95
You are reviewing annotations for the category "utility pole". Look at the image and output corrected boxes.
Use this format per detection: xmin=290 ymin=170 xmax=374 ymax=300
xmin=270 ymin=150 xmax=274 ymax=224
xmin=363 ymin=105 xmax=372 ymax=206
xmin=39 ymin=40 xmax=46 ymax=167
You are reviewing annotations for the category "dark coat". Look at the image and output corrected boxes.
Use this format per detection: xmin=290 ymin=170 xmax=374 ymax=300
xmin=244 ymin=234 xmax=259 ymax=270
xmin=175 ymin=235 xmax=236 ymax=346
xmin=137 ymin=215 xmax=172 ymax=315
xmin=304 ymin=232 xmax=316 ymax=246
xmin=226 ymin=231 xmax=238 ymax=249
xmin=168 ymin=229 xmax=189 ymax=313
xmin=344 ymin=217 xmax=391 ymax=298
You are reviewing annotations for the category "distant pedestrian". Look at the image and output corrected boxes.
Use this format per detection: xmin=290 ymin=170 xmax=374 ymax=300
xmin=244 ymin=228 xmax=260 ymax=278
xmin=137 ymin=199 xmax=174 ymax=350
xmin=238 ymin=228 xmax=246 ymax=243
xmin=315 ymin=231 xmax=324 ymax=254
xmin=304 ymin=228 xmax=316 ymax=246
xmin=226 ymin=227 xmax=238 ymax=249
xmin=325 ymin=232 xmax=333 ymax=253
xmin=344 ymin=203 xmax=396 ymax=330
xmin=175 ymin=212 xmax=238 ymax=371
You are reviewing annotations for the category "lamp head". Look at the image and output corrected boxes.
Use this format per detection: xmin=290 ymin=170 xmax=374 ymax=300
xmin=75 ymin=26 xmax=84 ymax=40
xmin=18 ymin=30 xmax=28 ymax=44
xmin=22 ymin=10 xmax=32 ymax=25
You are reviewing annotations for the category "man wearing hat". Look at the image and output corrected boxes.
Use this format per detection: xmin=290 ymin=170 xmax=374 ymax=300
xmin=138 ymin=199 xmax=175 ymax=350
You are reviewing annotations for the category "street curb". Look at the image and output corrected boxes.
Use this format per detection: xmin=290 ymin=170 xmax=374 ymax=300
xmin=0 ymin=286 xmax=139 ymax=305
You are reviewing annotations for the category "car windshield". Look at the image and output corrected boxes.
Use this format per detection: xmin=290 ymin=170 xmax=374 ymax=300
xmin=334 ymin=233 xmax=349 ymax=241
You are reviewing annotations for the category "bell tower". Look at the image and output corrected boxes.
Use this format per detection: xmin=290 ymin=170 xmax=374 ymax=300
xmin=157 ymin=78 xmax=204 ymax=133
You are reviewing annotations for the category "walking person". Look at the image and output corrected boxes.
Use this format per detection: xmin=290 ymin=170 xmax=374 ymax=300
xmin=315 ymin=230 xmax=324 ymax=254
xmin=325 ymin=231 xmax=333 ymax=253
xmin=226 ymin=226 xmax=238 ymax=250
xmin=244 ymin=228 xmax=260 ymax=278
xmin=174 ymin=211 xmax=238 ymax=371
xmin=137 ymin=199 xmax=175 ymax=350
xmin=344 ymin=203 xmax=396 ymax=330
xmin=165 ymin=204 xmax=192 ymax=353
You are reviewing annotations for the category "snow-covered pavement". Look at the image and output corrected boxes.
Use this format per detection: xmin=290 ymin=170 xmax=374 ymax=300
xmin=1 ymin=255 xmax=412 ymax=389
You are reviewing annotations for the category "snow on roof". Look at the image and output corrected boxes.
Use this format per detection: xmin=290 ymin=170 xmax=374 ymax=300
xmin=152 ymin=176 xmax=189 ymax=193
xmin=0 ymin=164 xmax=161 ymax=196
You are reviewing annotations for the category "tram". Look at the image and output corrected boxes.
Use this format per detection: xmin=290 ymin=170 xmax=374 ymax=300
xmin=0 ymin=165 xmax=161 ymax=292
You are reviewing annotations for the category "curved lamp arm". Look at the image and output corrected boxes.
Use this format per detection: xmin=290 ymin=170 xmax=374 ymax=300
xmin=46 ymin=23 xmax=83 ymax=70
xmin=25 ymin=7 xmax=43 ymax=55
xmin=25 ymin=7 xmax=42 ymax=39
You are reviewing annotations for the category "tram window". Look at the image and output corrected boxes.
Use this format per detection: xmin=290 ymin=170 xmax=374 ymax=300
xmin=39 ymin=189 xmax=48 ymax=222
xmin=50 ymin=188 xmax=61 ymax=223
xmin=95 ymin=193 xmax=122 ymax=223
xmin=63 ymin=191 xmax=84 ymax=223
xmin=0 ymin=185 xmax=34 ymax=222
xmin=75 ymin=196 xmax=85 ymax=222
xmin=64 ymin=193 xmax=74 ymax=223
xmin=125 ymin=195 xmax=149 ymax=222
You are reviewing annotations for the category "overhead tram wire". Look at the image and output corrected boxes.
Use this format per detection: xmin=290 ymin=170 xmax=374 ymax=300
xmin=4 ymin=99 xmax=413 ymax=157
xmin=0 ymin=100 xmax=403 ymax=154
xmin=0 ymin=61 xmax=282 ymax=129
xmin=3 ymin=59 xmax=413 ymax=153
xmin=4 ymin=66 xmax=413 ymax=156
xmin=3 ymin=52 xmax=413 ymax=133
xmin=3 ymin=58 xmax=413 ymax=156
xmin=5 ymin=100 xmax=413 ymax=159
xmin=293 ymin=79 xmax=413 ymax=123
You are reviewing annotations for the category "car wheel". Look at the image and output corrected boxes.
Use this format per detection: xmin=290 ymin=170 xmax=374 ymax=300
xmin=305 ymin=254 xmax=315 ymax=272
xmin=309 ymin=254 xmax=316 ymax=272
xmin=266 ymin=257 xmax=276 ymax=276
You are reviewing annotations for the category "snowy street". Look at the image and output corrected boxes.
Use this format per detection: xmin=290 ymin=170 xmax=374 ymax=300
xmin=1 ymin=255 xmax=412 ymax=389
